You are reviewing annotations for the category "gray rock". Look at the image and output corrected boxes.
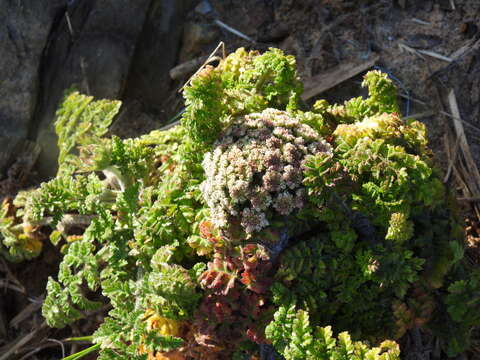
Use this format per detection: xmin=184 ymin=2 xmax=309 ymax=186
xmin=179 ymin=22 xmax=218 ymax=63
xmin=0 ymin=0 xmax=63 ymax=139
xmin=33 ymin=0 xmax=152 ymax=178
xmin=0 ymin=0 xmax=194 ymax=180
xmin=257 ymin=23 xmax=290 ymax=43
xmin=122 ymin=0 xmax=191 ymax=115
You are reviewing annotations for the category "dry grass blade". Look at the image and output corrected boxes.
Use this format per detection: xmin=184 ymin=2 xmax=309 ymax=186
xmin=10 ymin=296 xmax=44 ymax=329
xmin=398 ymin=93 xmax=480 ymax=134
xmin=46 ymin=338 xmax=65 ymax=359
xmin=301 ymin=55 xmax=379 ymax=101
xmin=402 ymin=110 xmax=435 ymax=121
xmin=65 ymin=11 xmax=75 ymax=37
xmin=18 ymin=337 xmax=94 ymax=360
xmin=458 ymin=197 xmax=480 ymax=202
xmin=417 ymin=49 xmax=453 ymax=63
xmin=398 ymin=43 xmax=426 ymax=60
xmin=450 ymin=38 xmax=480 ymax=60
xmin=0 ymin=258 xmax=26 ymax=294
xmin=398 ymin=43 xmax=453 ymax=62
xmin=0 ymin=321 xmax=48 ymax=360
xmin=448 ymin=90 xmax=480 ymax=184
xmin=213 ymin=19 xmax=255 ymax=42
xmin=447 ymin=89 xmax=480 ymax=219
xmin=0 ymin=279 xmax=26 ymax=294
xmin=444 ymin=135 xmax=461 ymax=183
xmin=410 ymin=18 xmax=431 ymax=26
xmin=179 ymin=41 xmax=225 ymax=93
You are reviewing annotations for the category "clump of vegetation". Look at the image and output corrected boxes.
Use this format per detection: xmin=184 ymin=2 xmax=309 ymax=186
xmin=265 ymin=298 xmax=401 ymax=360
xmin=1 ymin=48 xmax=478 ymax=359
xmin=182 ymin=47 xmax=302 ymax=146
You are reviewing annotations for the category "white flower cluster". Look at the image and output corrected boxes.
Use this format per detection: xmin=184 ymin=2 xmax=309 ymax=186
xmin=201 ymin=108 xmax=332 ymax=234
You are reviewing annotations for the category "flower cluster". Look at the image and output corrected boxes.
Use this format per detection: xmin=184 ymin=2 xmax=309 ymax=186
xmin=201 ymin=108 xmax=331 ymax=234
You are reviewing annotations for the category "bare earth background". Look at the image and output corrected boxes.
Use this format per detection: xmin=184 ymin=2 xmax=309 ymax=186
xmin=1 ymin=0 xmax=480 ymax=359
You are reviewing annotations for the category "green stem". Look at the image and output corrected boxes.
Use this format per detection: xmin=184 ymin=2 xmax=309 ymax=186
xmin=62 ymin=343 xmax=100 ymax=360
xmin=64 ymin=335 xmax=93 ymax=342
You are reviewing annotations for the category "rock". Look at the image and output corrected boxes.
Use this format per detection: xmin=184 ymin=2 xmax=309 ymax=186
xmin=0 ymin=0 xmax=195 ymax=179
xmin=0 ymin=0 xmax=63 ymax=141
xmin=257 ymin=23 xmax=290 ymax=43
xmin=195 ymin=0 xmax=213 ymax=15
xmin=170 ymin=55 xmax=209 ymax=80
xmin=33 ymin=0 xmax=152 ymax=178
xmin=122 ymin=0 xmax=191 ymax=118
xmin=0 ymin=137 xmax=23 ymax=178
xmin=178 ymin=22 xmax=218 ymax=62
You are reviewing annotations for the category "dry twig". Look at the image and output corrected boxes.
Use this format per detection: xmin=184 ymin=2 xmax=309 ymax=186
xmin=10 ymin=296 xmax=44 ymax=329
xmin=417 ymin=49 xmax=453 ymax=63
xmin=410 ymin=18 xmax=431 ymax=26
xmin=0 ymin=321 xmax=48 ymax=360
xmin=444 ymin=135 xmax=461 ymax=184
xmin=179 ymin=41 xmax=225 ymax=93
xmin=170 ymin=56 xmax=210 ymax=80
xmin=0 ymin=258 xmax=26 ymax=294
xmin=447 ymin=90 xmax=480 ymax=219
xmin=450 ymin=38 xmax=480 ymax=60
xmin=301 ymin=55 xmax=379 ymax=101
xmin=402 ymin=111 xmax=435 ymax=121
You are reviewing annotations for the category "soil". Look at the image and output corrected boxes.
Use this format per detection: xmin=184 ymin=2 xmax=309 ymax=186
xmin=1 ymin=0 xmax=480 ymax=359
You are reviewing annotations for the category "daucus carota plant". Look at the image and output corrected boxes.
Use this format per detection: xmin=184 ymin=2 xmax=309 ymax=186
xmin=1 ymin=47 xmax=478 ymax=359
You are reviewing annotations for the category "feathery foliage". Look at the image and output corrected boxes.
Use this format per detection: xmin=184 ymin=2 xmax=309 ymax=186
xmin=182 ymin=47 xmax=302 ymax=146
xmin=55 ymin=89 xmax=121 ymax=175
xmin=265 ymin=299 xmax=400 ymax=360
xmin=1 ymin=48 xmax=478 ymax=359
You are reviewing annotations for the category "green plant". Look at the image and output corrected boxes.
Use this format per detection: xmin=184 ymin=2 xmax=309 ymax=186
xmin=1 ymin=48 xmax=478 ymax=359
xmin=182 ymin=47 xmax=302 ymax=146
xmin=265 ymin=300 xmax=400 ymax=360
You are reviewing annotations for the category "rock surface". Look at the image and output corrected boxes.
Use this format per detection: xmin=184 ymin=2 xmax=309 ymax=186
xmin=0 ymin=0 xmax=64 ymax=139
xmin=34 ymin=0 xmax=152 ymax=178
xmin=122 ymin=0 xmax=192 ymax=116
xmin=0 ymin=0 xmax=194 ymax=181
xmin=0 ymin=0 xmax=64 ymax=174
